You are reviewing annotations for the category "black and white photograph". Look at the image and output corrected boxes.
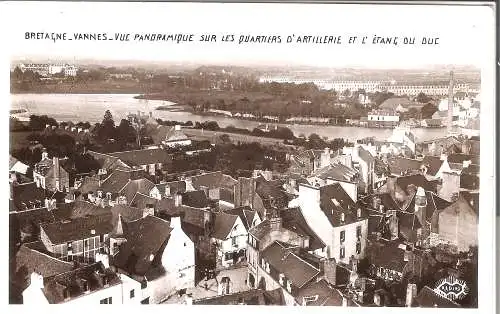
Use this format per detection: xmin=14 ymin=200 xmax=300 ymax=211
xmin=2 ymin=1 xmax=496 ymax=311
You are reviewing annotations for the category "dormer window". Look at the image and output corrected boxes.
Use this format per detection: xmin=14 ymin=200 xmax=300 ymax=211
xmin=279 ymin=274 xmax=284 ymax=286
xmin=286 ymin=280 xmax=292 ymax=293
xmin=341 ymin=213 xmax=345 ymax=223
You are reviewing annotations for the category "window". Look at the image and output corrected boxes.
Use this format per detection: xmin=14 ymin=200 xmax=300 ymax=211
xmin=356 ymin=226 xmax=362 ymax=239
xmin=141 ymin=280 xmax=148 ymax=289
xmin=340 ymin=247 xmax=345 ymax=258
xmin=340 ymin=231 xmax=345 ymax=243
xmin=84 ymin=239 xmax=89 ymax=249
xmin=130 ymin=289 xmax=135 ymax=299
xmin=356 ymin=241 xmax=361 ymax=254
xmin=100 ymin=297 xmax=112 ymax=304
xmin=232 ymin=237 xmax=237 ymax=247
xmin=100 ymin=235 xmax=104 ymax=243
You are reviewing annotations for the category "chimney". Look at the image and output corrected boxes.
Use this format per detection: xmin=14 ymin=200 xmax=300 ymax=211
xmin=41 ymin=150 xmax=49 ymax=160
xmin=320 ymin=258 xmax=337 ymax=285
xmin=95 ymin=252 xmax=110 ymax=269
xmin=269 ymin=216 xmax=282 ymax=232
xmin=174 ymin=193 xmax=183 ymax=207
xmin=45 ymin=124 xmax=50 ymax=129
xmin=405 ymin=283 xmax=417 ymax=307
xmin=388 ymin=211 xmax=399 ymax=241
xmin=78 ymin=127 xmax=82 ymax=133
xmin=149 ymin=111 xmax=153 ymax=118
xmin=440 ymin=153 xmax=447 ymax=161
xmin=175 ymin=125 xmax=181 ymax=131
xmin=171 ymin=216 xmax=182 ymax=230
xmin=30 ymin=271 xmax=44 ymax=290
xmin=462 ymin=160 xmax=471 ymax=169
xmin=373 ymin=292 xmax=381 ymax=306
xmin=439 ymin=172 xmax=461 ymax=202
xmin=342 ymin=296 xmax=348 ymax=307
xmin=185 ymin=294 xmax=193 ymax=305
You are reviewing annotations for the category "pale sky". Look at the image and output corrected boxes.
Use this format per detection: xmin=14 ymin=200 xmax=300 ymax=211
xmin=1 ymin=2 xmax=496 ymax=68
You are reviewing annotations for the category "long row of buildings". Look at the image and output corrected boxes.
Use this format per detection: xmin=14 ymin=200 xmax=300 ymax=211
xmin=259 ymin=76 xmax=477 ymax=96
xmin=17 ymin=63 xmax=78 ymax=77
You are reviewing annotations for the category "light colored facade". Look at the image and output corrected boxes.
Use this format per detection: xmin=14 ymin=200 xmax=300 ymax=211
xmin=293 ymin=184 xmax=368 ymax=264
xmin=19 ymin=63 xmax=79 ymax=77
xmin=213 ymin=215 xmax=249 ymax=268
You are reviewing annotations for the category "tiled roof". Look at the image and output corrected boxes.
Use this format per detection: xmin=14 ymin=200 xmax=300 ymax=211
xmin=114 ymin=215 xmax=172 ymax=276
xmin=224 ymin=206 xmax=257 ymax=230
xmin=211 ymin=212 xmax=238 ymax=240
xmin=10 ymin=182 xmax=48 ymax=212
xmin=261 ymin=241 xmax=320 ymax=288
xmin=358 ymin=146 xmax=375 ymax=164
xmin=87 ymin=151 xmax=131 ymax=171
xmin=387 ymin=157 xmax=422 ymax=176
xmin=12 ymin=242 xmax=74 ymax=289
xmin=296 ymin=279 xmax=344 ymax=306
xmin=368 ymin=240 xmax=407 ymax=272
xmin=447 ymin=153 xmax=480 ymax=165
xmin=109 ymin=148 xmax=172 ymax=167
xmin=312 ymin=163 xmax=358 ymax=183
xmin=63 ymin=200 xmax=109 ymax=218
xmin=120 ymin=178 xmax=155 ymax=203
xmin=421 ymin=156 xmax=443 ymax=176
xmin=78 ymin=176 xmax=100 ymax=194
xmin=379 ymin=97 xmax=415 ymax=110
xmin=181 ymin=190 xmax=210 ymax=208
xmin=194 ymin=288 xmax=286 ymax=305
xmin=10 ymin=206 xmax=71 ymax=235
xmin=130 ymin=192 xmax=157 ymax=209
xmin=43 ymin=262 xmax=121 ymax=304
xmin=155 ymin=180 xmax=186 ymax=196
xmin=40 ymin=215 xmax=113 ymax=245
xmin=110 ymin=204 xmax=144 ymax=226
xmin=191 ymin=171 xmax=238 ymax=190
xmin=255 ymin=177 xmax=291 ymax=211
xmin=319 ymin=183 xmax=366 ymax=227
xmin=280 ymin=207 xmax=326 ymax=250
xmin=414 ymin=286 xmax=461 ymax=308
xmin=100 ymin=169 xmax=134 ymax=193
xmin=395 ymin=174 xmax=437 ymax=194
xmin=249 ymin=219 xmax=272 ymax=240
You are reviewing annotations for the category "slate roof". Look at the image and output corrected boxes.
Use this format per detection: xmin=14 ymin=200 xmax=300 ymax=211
xmin=164 ymin=126 xmax=190 ymax=142
xmin=421 ymin=156 xmax=444 ymax=176
xmin=296 ymin=279 xmax=344 ymax=306
xmin=224 ymin=206 xmax=258 ymax=230
xmin=424 ymin=192 xmax=451 ymax=222
xmin=439 ymin=196 xmax=478 ymax=218
xmin=64 ymin=200 xmax=109 ymax=218
xmin=280 ymin=207 xmax=326 ymax=251
xmin=109 ymin=148 xmax=172 ymax=167
xmin=255 ymin=177 xmax=291 ymax=211
xmin=397 ymin=211 xmax=422 ymax=242
xmin=43 ymin=262 xmax=121 ymax=304
xmin=40 ymin=215 xmax=113 ymax=245
xmin=414 ymin=286 xmax=462 ymax=308
xmin=261 ymin=241 xmax=320 ymax=288
xmin=9 ymin=155 xmax=19 ymax=169
xmin=319 ymin=183 xmax=366 ymax=227
xmin=78 ymin=176 xmax=100 ymax=194
xmin=387 ymin=157 xmax=423 ymax=176
xmin=10 ymin=182 xmax=48 ymax=212
xmin=114 ymin=215 xmax=172 ymax=276
xmin=211 ymin=212 xmax=239 ymax=240
xmin=10 ymin=206 xmax=71 ymax=235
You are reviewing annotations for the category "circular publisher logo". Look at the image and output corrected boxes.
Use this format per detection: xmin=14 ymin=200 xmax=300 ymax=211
xmin=433 ymin=276 xmax=469 ymax=301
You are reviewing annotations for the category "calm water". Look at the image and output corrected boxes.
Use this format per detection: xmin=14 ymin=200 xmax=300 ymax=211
xmin=11 ymin=93 xmax=447 ymax=142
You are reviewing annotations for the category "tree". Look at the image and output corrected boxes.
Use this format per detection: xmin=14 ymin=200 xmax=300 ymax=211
xmin=98 ymin=110 xmax=116 ymax=141
xmin=416 ymin=92 xmax=431 ymax=103
xmin=116 ymin=119 xmax=137 ymax=144
xmin=421 ymin=102 xmax=438 ymax=119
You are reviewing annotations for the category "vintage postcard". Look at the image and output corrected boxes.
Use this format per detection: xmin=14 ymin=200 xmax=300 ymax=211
xmin=1 ymin=1 xmax=496 ymax=312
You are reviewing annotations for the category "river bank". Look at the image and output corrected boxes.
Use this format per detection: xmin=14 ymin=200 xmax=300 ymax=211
xmin=10 ymin=93 xmax=448 ymax=142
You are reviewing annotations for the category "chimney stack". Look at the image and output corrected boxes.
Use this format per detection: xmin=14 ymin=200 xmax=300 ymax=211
xmin=405 ymin=283 xmax=417 ymax=307
xmin=174 ymin=193 xmax=183 ymax=207
xmin=320 ymin=257 xmax=337 ymax=285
